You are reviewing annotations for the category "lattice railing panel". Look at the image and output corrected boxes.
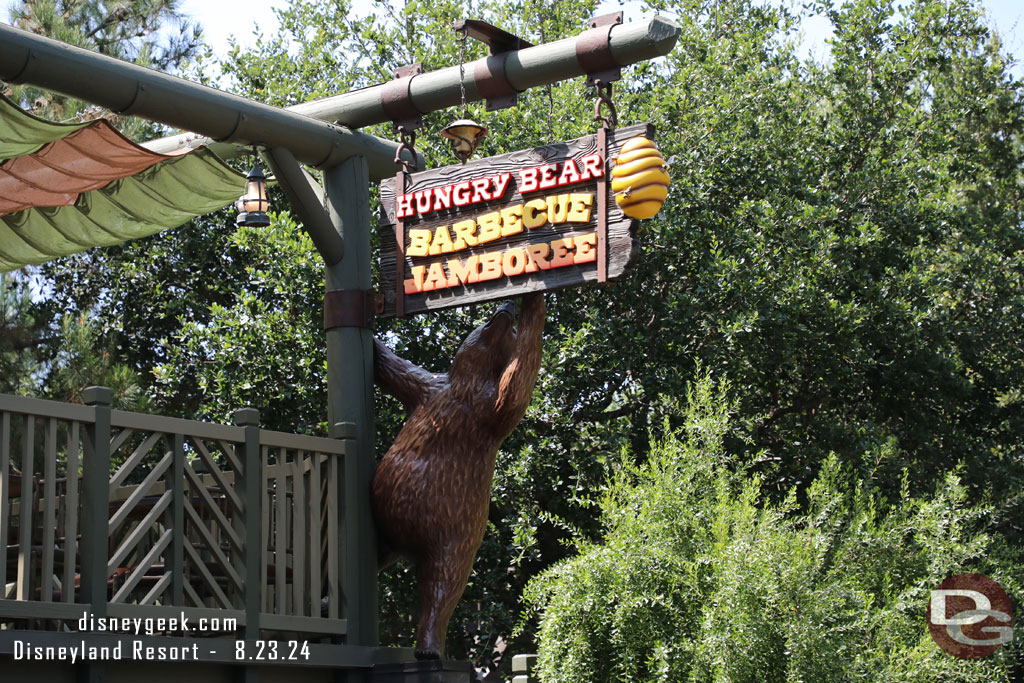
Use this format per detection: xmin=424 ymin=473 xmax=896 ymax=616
xmin=106 ymin=429 xmax=175 ymax=607
xmin=261 ymin=446 xmax=334 ymax=620
xmin=180 ymin=435 xmax=245 ymax=610
xmin=1 ymin=391 xmax=353 ymax=640
xmin=0 ymin=399 xmax=86 ymax=627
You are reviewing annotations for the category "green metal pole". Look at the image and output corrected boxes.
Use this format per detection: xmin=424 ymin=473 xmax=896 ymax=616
xmin=323 ymin=156 xmax=378 ymax=651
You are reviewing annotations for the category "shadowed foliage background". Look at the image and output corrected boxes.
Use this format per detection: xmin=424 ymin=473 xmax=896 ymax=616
xmin=3 ymin=0 xmax=1022 ymax=679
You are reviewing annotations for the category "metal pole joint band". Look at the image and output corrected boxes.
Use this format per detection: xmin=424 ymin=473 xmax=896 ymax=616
xmin=455 ymin=19 xmax=533 ymax=112
xmin=324 ymin=289 xmax=380 ymax=329
xmin=577 ymin=12 xmax=624 ymax=86
xmin=381 ymin=63 xmax=424 ymax=132
xmin=475 ymin=53 xmax=520 ymax=111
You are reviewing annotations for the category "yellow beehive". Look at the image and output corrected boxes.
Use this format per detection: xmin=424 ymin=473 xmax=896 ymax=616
xmin=610 ymin=136 xmax=670 ymax=220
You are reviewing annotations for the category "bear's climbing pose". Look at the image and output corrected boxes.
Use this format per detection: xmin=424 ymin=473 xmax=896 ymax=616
xmin=371 ymin=293 xmax=545 ymax=659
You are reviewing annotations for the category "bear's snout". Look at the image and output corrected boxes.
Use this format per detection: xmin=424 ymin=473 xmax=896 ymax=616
xmin=495 ymin=300 xmax=515 ymax=318
xmin=488 ymin=301 xmax=516 ymax=327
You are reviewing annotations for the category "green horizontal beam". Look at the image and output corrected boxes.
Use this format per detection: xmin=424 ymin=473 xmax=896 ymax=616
xmin=293 ymin=15 xmax=682 ymax=129
xmin=145 ymin=16 xmax=681 ymax=155
xmin=0 ymin=22 xmax=417 ymax=180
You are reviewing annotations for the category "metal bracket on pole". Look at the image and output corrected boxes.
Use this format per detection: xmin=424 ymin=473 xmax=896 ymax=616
xmin=596 ymin=121 xmax=610 ymax=284
xmin=381 ymin=63 xmax=424 ymax=133
xmin=454 ymin=19 xmax=532 ymax=53
xmin=385 ymin=68 xmax=422 ymax=320
xmin=394 ymin=170 xmax=408 ymax=319
xmin=577 ymin=12 xmax=625 ymax=87
xmin=455 ymin=19 xmax=534 ymax=112
xmin=382 ymin=64 xmax=422 ymax=318
xmin=475 ymin=52 xmax=518 ymax=112
xmin=593 ymin=75 xmax=618 ymax=285
xmin=578 ymin=11 xmax=624 ymax=284
xmin=324 ymin=289 xmax=380 ymax=329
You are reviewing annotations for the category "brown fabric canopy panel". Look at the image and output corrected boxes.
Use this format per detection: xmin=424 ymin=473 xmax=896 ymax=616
xmin=0 ymin=119 xmax=188 ymax=214
xmin=0 ymin=94 xmax=245 ymax=271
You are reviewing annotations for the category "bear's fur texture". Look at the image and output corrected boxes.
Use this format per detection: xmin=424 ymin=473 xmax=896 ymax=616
xmin=371 ymin=293 xmax=545 ymax=659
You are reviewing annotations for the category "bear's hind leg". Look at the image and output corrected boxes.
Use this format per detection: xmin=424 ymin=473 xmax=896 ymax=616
xmin=413 ymin=552 xmax=474 ymax=660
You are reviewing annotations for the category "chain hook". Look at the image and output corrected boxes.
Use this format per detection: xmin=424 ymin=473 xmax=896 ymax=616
xmin=394 ymin=125 xmax=418 ymax=173
xmin=593 ymin=78 xmax=617 ymax=130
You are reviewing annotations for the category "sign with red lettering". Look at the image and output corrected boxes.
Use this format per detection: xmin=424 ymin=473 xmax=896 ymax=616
xmin=378 ymin=123 xmax=652 ymax=317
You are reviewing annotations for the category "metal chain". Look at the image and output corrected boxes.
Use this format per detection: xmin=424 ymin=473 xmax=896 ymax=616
xmin=457 ymin=27 xmax=468 ymax=117
xmin=593 ymin=78 xmax=618 ymax=130
xmin=539 ymin=23 xmax=553 ymax=140
xmin=546 ymin=83 xmax=554 ymax=140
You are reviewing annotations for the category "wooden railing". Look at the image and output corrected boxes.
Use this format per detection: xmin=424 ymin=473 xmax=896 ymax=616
xmin=0 ymin=388 xmax=354 ymax=641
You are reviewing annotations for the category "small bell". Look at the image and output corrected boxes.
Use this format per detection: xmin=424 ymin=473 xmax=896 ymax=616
xmin=440 ymin=118 xmax=488 ymax=163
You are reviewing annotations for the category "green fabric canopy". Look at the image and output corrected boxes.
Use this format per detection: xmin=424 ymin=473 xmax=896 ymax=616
xmin=0 ymin=95 xmax=246 ymax=271
xmin=0 ymin=96 xmax=91 ymax=159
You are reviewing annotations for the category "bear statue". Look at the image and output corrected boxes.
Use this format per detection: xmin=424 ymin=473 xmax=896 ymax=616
xmin=371 ymin=292 xmax=545 ymax=659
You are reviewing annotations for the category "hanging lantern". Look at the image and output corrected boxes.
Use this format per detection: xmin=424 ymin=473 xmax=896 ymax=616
xmin=611 ymin=136 xmax=670 ymax=220
xmin=440 ymin=118 xmax=488 ymax=164
xmin=235 ymin=163 xmax=270 ymax=227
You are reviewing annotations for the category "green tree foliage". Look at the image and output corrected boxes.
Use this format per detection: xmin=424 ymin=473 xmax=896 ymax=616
xmin=0 ymin=272 xmax=45 ymax=394
xmin=524 ymin=372 xmax=1021 ymax=682
xmin=5 ymin=0 xmax=200 ymax=131
xmin=22 ymin=0 xmax=1024 ymax=675
xmin=45 ymin=314 xmax=153 ymax=409
xmin=38 ymin=197 xmax=317 ymax=426
xmin=150 ymin=213 xmax=327 ymax=432
xmin=2 ymin=0 xmax=204 ymax=402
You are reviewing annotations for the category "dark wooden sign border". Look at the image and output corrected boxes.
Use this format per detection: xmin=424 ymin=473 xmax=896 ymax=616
xmin=378 ymin=122 xmax=653 ymax=317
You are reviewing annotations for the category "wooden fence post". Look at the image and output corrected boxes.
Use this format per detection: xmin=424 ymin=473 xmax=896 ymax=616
xmin=81 ymin=386 xmax=111 ymax=620
xmin=234 ymin=408 xmax=262 ymax=641
xmin=79 ymin=386 xmax=111 ymax=683
xmin=512 ymin=654 xmax=538 ymax=683
xmin=170 ymin=432 xmax=185 ymax=607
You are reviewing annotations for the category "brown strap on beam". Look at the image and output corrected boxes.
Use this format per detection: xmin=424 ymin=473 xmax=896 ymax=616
xmin=474 ymin=53 xmax=519 ymax=111
xmin=455 ymin=19 xmax=532 ymax=112
xmin=576 ymin=12 xmax=624 ymax=86
xmin=324 ymin=289 xmax=378 ymax=329
xmin=381 ymin=63 xmax=424 ymax=132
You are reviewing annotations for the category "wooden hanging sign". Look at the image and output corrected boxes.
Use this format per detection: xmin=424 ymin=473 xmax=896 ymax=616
xmin=378 ymin=122 xmax=653 ymax=317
